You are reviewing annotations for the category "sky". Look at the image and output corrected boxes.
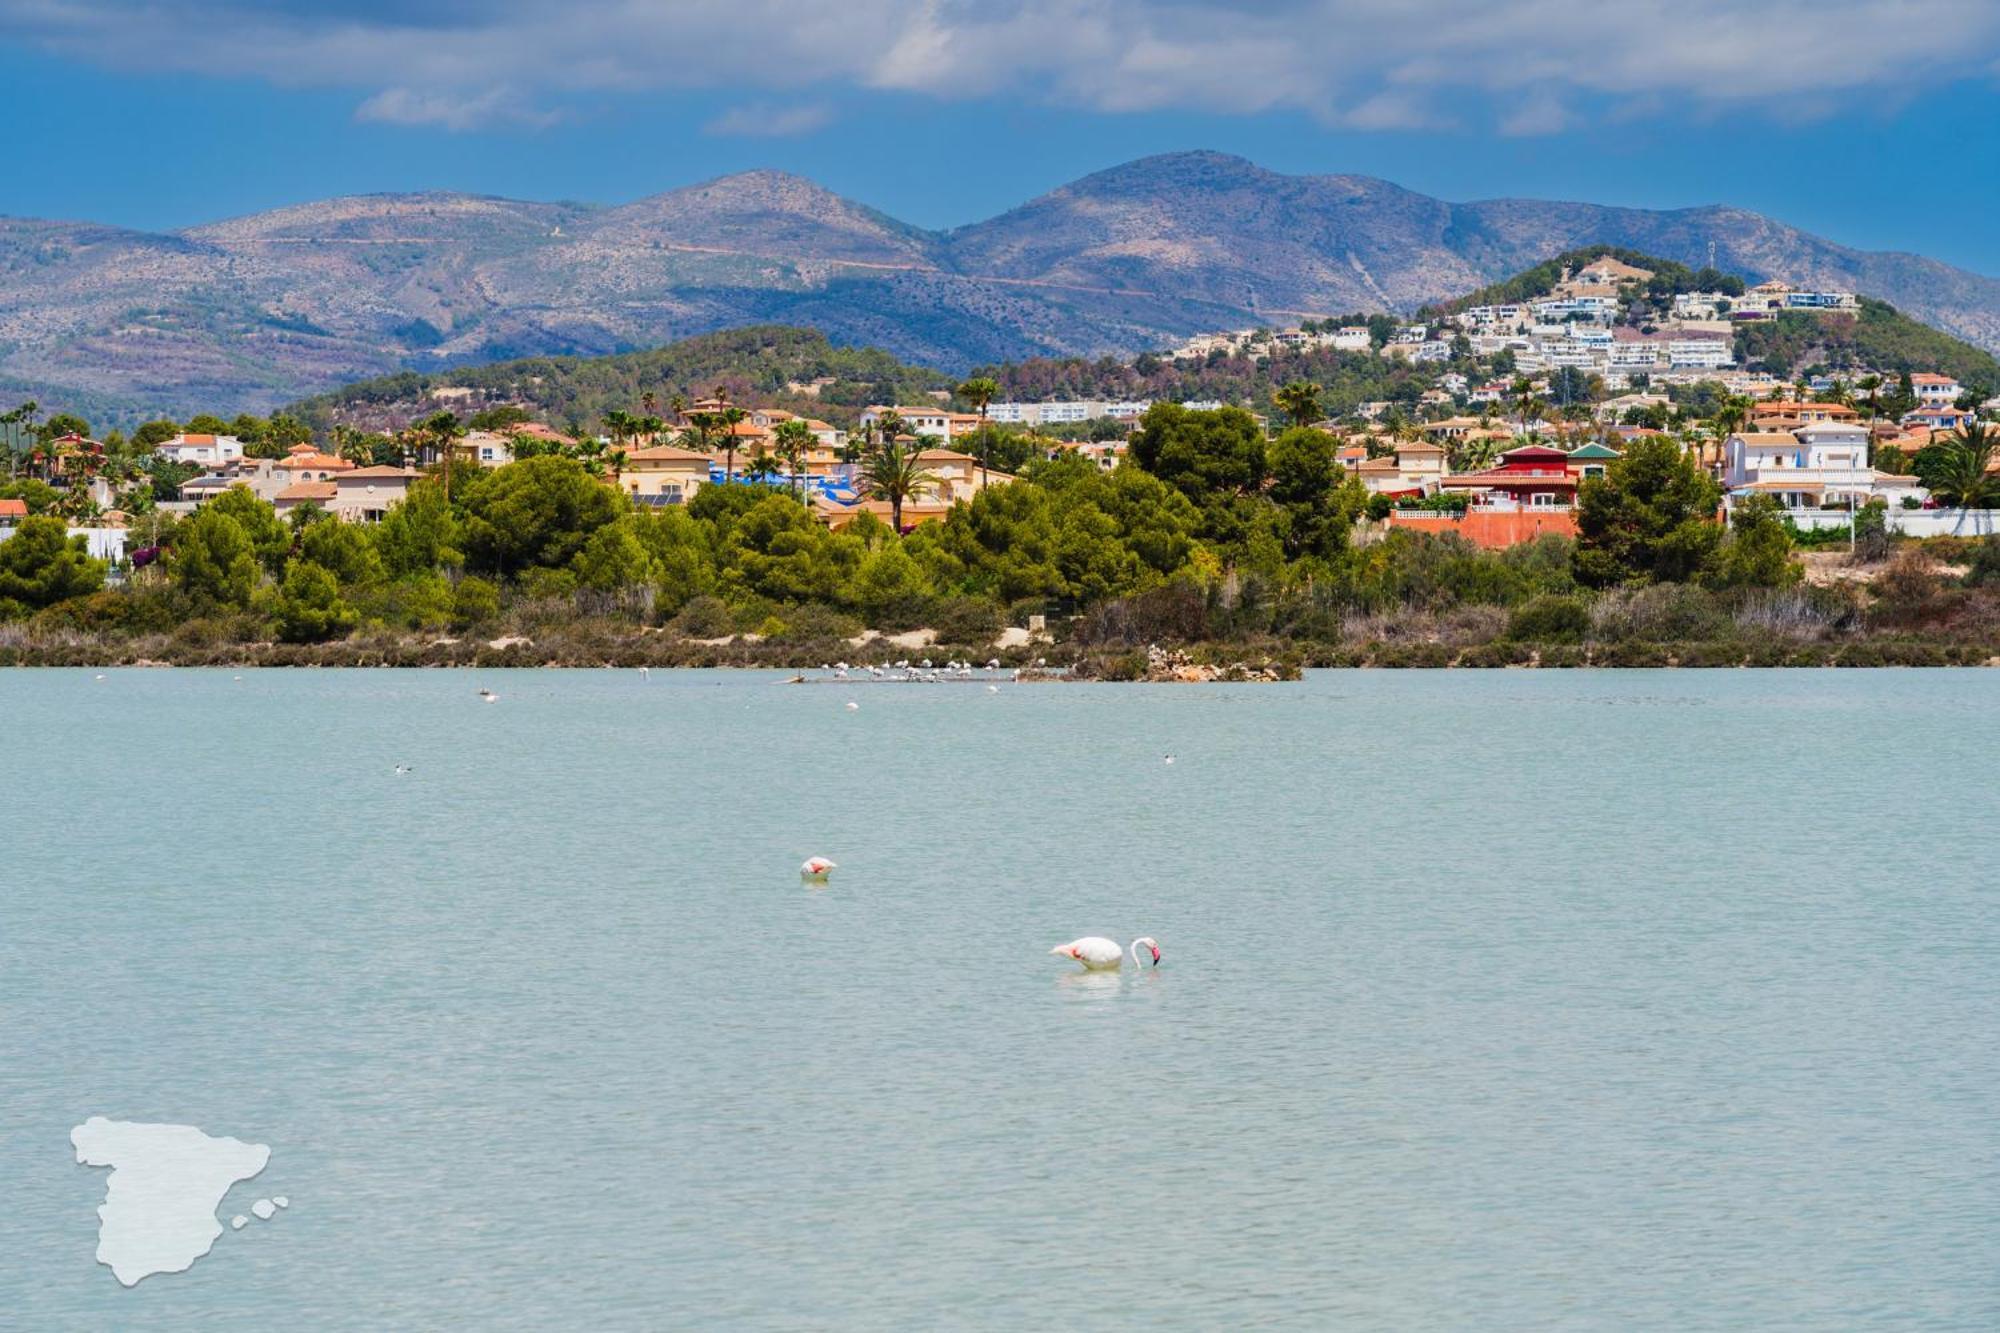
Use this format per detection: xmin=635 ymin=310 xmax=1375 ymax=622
xmin=5 ymin=0 xmax=2000 ymax=272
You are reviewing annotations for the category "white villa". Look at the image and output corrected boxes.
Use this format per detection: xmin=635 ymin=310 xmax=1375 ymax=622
xmin=1724 ymin=423 xmax=1925 ymax=510
xmin=156 ymin=433 xmax=245 ymax=467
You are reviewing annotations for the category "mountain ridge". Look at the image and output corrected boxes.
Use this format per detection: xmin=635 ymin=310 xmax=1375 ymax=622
xmin=4 ymin=151 xmax=1998 ymax=421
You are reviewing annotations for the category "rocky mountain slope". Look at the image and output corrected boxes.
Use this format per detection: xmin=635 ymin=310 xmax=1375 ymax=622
xmin=6 ymin=152 xmax=1998 ymax=421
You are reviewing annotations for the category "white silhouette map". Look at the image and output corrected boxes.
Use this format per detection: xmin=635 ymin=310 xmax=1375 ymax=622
xmin=72 ymin=1117 xmax=288 ymax=1286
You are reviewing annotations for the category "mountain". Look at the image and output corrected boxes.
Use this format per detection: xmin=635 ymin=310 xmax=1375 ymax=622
xmin=6 ymin=151 xmax=2000 ymax=422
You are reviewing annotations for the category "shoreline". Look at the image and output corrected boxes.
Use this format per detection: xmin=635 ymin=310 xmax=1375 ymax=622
xmin=2 ymin=638 xmax=1991 ymax=669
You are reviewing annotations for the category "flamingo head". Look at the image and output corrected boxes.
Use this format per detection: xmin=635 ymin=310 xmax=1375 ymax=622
xmin=1135 ymin=937 xmax=1161 ymax=966
xmin=1049 ymin=943 xmax=1080 ymax=960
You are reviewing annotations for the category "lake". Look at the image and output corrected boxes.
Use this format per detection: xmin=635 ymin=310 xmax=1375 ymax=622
xmin=2 ymin=668 xmax=1996 ymax=1329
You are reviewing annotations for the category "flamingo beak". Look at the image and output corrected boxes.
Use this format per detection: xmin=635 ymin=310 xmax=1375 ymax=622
xmin=1050 ymin=945 xmax=1074 ymax=958
xmin=1149 ymin=945 xmax=1161 ymax=965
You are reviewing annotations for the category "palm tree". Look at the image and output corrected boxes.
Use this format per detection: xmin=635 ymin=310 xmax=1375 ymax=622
xmin=1276 ymin=379 xmax=1323 ymax=429
xmin=420 ymin=411 xmax=465 ymax=501
xmin=1448 ymin=436 xmax=1500 ymax=473
xmin=956 ymin=376 xmax=1000 ymax=486
xmin=1858 ymin=375 xmax=1884 ymax=422
xmin=1510 ymin=376 xmax=1540 ymax=436
xmin=680 ymin=408 xmax=723 ymax=462
xmin=715 ymin=406 xmax=749 ymax=483
xmin=858 ymin=435 xmax=939 ymax=533
xmin=602 ymin=410 xmax=637 ymax=448
xmin=772 ymin=418 xmax=814 ymax=502
xmin=1926 ymin=421 xmax=1997 ymax=517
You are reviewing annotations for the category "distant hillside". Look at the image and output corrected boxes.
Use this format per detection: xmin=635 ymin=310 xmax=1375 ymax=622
xmin=286 ymin=325 xmax=953 ymax=434
xmin=1736 ymin=299 xmax=2000 ymax=385
xmin=8 ymin=152 xmax=2000 ymax=423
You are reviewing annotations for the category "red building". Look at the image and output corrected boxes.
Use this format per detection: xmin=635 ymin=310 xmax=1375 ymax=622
xmin=1438 ymin=444 xmax=1580 ymax=508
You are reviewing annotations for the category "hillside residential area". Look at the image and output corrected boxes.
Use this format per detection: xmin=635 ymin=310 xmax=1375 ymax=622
xmin=4 ymin=252 xmax=2000 ymax=666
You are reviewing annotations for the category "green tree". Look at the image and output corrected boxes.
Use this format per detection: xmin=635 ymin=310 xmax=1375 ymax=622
xmin=274 ymin=559 xmax=358 ymax=642
xmin=420 ymin=411 xmax=467 ymax=500
xmin=1912 ymin=421 xmax=1997 ymax=511
xmin=207 ymin=486 xmax=291 ymax=576
xmin=956 ymin=377 xmax=1001 ymax=485
xmin=572 ymin=516 xmax=664 ymax=591
xmin=1266 ymin=427 xmax=1350 ymax=560
xmin=0 ymin=516 xmax=106 ymax=617
xmin=1128 ymin=403 xmax=1267 ymax=502
xmin=460 ymin=456 xmax=625 ymax=575
xmin=374 ymin=480 xmax=463 ymax=578
xmin=857 ymin=435 xmax=940 ymax=533
xmin=1706 ymin=494 xmax=1801 ymax=588
xmin=772 ymin=418 xmax=815 ymax=501
xmin=1275 ymin=379 xmax=1324 ymax=428
xmin=1573 ymin=436 xmax=1724 ymax=586
xmin=172 ymin=509 xmax=260 ymax=608
xmin=131 ymin=420 xmax=181 ymax=449
xmin=300 ymin=518 xmax=386 ymax=587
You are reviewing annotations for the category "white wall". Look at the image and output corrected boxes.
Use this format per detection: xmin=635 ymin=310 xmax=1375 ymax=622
xmin=1782 ymin=509 xmax=2000 ymax=537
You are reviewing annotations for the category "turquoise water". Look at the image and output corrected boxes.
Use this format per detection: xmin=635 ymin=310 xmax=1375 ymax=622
xmin=2 ymin=668 xmax=1996 ymax=1329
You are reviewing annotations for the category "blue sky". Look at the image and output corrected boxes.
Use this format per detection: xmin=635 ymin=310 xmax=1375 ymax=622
xmin=5 ymin=1 xmax=2000 ymax=272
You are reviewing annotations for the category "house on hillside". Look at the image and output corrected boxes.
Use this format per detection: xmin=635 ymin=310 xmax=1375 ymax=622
xmin=1723 ymin=423 xmax=1922 ymax=510
xmin=1749 ymin=400 xmax=1860 ymax=429
xmin=1901 ymin=404 xmax=1976 ymax=433
xmin=859 ymin=405 xmax=982 ymax=443
xmin=620 ymin=445 xmax=714 ymax=506
xmin=329 ymin=467 xmax=422 ymax=523
xmin=1439 ymin=444 xmax=1581 ymax=509
xmin=1911 ymin=372 xmax=1962 ymax=406
xmin=914 ymin=449 xmax=1014 ymax=503
xmin=157 ymin=433 xmax=244 ymax=467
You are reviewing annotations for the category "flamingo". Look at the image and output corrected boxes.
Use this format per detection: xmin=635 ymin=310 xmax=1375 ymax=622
xmin=800 ymin=856 xmax=837 ymax=882
xmin=845 ymin=700 xmax=860 ymax=711
xmin=1050 ymin=937 xmax=1162 ymax=971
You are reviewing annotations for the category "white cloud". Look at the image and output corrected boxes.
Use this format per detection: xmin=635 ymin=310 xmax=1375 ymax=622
xmin=355 ymin=86 xmax=563 ymax=132
xmin=2 ymin=0 xmax=1998 ymax=136
xmin=703 ymin=102 xmax=834 ymax=137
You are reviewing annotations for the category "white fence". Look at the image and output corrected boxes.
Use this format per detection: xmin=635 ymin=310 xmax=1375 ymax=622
xmin=1782 ymin=509 xmax=2000 ymax=538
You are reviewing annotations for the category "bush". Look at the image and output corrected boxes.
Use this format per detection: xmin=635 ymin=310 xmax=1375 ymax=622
xmin=766 ymin=604 xmax=864 ymax=643
xmin=1506 ymin=594 xmax=1592 ymax=642
xmin=517 ymin=567 xmax=578 ymax=601
xmin=930 ymin=596 xmax=1002 ymax=645
xmin=667 ymin=596 xmax=733 ymax=639
xmin=452 ymin=577 xmax=501 ymax=629
xmin=1592 ymin=584 xmax=1730 ymax=642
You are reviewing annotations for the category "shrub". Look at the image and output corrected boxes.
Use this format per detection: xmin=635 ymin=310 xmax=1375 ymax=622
xmin=768 ymin=605 xmax=864 ymax=642
xmin=930 ymin=596 xmax=1002 ymax=645
xmin=452 ymin=577 xmax=501 ymax=629
xmin=1506 ymin=594 xmax=1592 ymax=643
xmin=1592 ymin=584 xmax=1730 ymax=643
xmin=667 ymin=596 xmax=733 ymax=639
